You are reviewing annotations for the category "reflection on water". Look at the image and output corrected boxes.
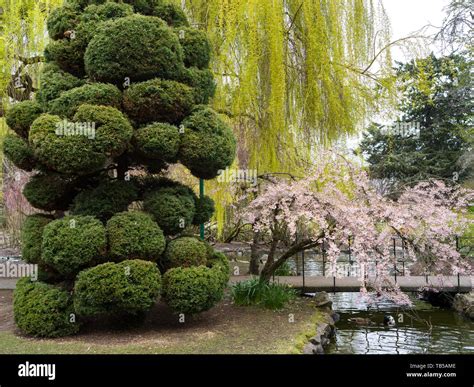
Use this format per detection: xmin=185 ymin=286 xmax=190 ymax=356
xmin=326 ymin=292 xmax=474 ymax=354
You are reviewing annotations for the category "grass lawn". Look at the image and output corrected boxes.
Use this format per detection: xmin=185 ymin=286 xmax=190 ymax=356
xmin=0 ymin=290 xmax=325 ymax=354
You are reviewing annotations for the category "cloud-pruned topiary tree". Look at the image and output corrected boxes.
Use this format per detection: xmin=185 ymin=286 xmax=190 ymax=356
xmin=5 ymin=0 xmax=235 ymax=337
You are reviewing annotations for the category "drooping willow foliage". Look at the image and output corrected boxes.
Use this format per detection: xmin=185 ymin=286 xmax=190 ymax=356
xmin=182 ymin=0 xmax=395 ymax=173
xmin=0 ymin=0 xmax=62 ymax=111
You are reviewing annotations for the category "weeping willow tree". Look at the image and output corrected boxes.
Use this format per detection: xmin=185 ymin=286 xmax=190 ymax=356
xmin=0 ymin=0 xmax=62 ymax=245
xmin=179 ymin=0 xmax=395 ymax=237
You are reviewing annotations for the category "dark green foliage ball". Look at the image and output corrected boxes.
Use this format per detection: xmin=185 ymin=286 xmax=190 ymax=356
xmin=5 ymin=100 xmax=43 ymax=138
xmin=72 ymin=104 xmax=133 ymax=157
xmin=162 ymin=265 xmax=225 ymax=314
xmin=23 ymin=173 xmax=75 ymax=211
xmin=123 ymin=78 xmax=195 ymax=126
xmin=162 ymin=236 xmax=208 ymax=269
xmin=74 ymin=259 xmax=161 ymax=316
xmin=48 ymin=83 xmax=122 ymax=118
xmin=14 ymin=278 xmax=79 ymax=337
xmin=47 ymin=4 xmax=81 ymax=40
xmin=152 ymin=2 xmax=189 ymax=27
xmin=179 ymin=67 xmax=216 ymax=104
xmin=41 ymin=215 xmax=107 ymax=276
xmin=70 ymin=179 xmax=138 ymax=221
xmin=36 ymin=63 xmax=85 ymax=108
xmin=107 ymin=211 xmax=165 ymax=261
xmin=143 ymin=188 xmax=196 ymax=235
xmin=20 ymin=214 xmax=54 ymax=264
xmin=81 ymin=2 xmax=134 ymax=23
xmin=207 ymin=251 xmax=231 ymax=288
xmin=193 ymin=195 xmax=215 ymax=225
xmin=71 ymin=0 xmax=161 ymax=15
xmin=29 ymin=113 xmax=107 ymax=175
xmin=85 ymin=15 xmax=184 ymax=84
xmin=2 ymin=134 xmax=36 ymax=171
xmin=133 ymin=122 xmax=180 ymax=162
xmin=176 ymin=28 xmax=211 ymax=69
xmin=179 ymin=107 xmax=236 ymax=179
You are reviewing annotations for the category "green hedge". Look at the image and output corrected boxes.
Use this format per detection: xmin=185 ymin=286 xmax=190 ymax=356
xmin=152 ymin=2 xmax=189 ymax=27
xmin=14 ymin=278 xmax=79 ymax=337
xmin=20 ymin=214 xmax=54 ymax=264
xmin=133 ymin=122 xmax=180 ymax=162
xmin=85 ymin=15 xmax=184 ymax=84
xmin=193 ymin=195 xmax=215 ymax=225
xmin=107 ymin=211 xmax=165 ymax=261
xmin=162 ymin=236 xmax=208 ymax=269
xmin=123 ymin=78 xmax=195 ymax=126
xmin=2 ymin=133 xmax=36 ymax=171
xmin=41 ymin=215 xmax=107 ymax=276
xmin=178 ymin=67 xmax=216 ymax=104
xmin=175 ymin=27 xmax=211 ymax=69
xmin=74 ymin=259 xmax=161 ymax=316
xmin=70 ymin=179 xmax=138 ymax=221
xmin=5 ymin=100 xmax=43 ymax=138
xmin=23 ymin=173 xmax=75 ymax=211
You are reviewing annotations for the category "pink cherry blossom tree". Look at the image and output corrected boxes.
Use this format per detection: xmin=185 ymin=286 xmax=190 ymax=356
xmin=242 ymin=151 xmax=473 ymax=304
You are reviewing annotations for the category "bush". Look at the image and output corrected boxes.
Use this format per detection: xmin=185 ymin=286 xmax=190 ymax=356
xmin=179 ymin=67 xmax=216 ymax=104
xmin=2 ymin=133 xmax=36 ymax=171
xmin=23 ymin=173 xmax=75 ymax=211
xmin=81 ymin=2 xmax=134 ymax=23
xmin=107 ymin=211 xmax=165 ymax=261
xmin=162 ymin=265 xmax=225 ymax=314
xmin=29 ymin=113 xmax=107 ymax=175
xmin=207 ymin=250 xmax=230 ymax=288
xmin=179 ymin=107 xmax=236 ymax=179
xmin=70 ymin=179 xmax=138 ymax=221
xmin=143 ymin=188 xmax=195 ymax=235
xmin=230 ymin=279 xmax=297 ymax=310
xmin=48 ymin=83 xmax=122 ymax=118
xmin=85 ymin=15 xmax=184 ymax=84
xmin=152 ymin=2 xmax=189 ymax=27
xmin=41 ymin=215 xmax=107 ymax=276
xmin=162 ymin=236 xmax=208 ymax=269
xmin=46 ymin=4 xmax=81 ymax=40
xmin=274 ymin=261 xmax=294 ymax=276
xmin=20 ymin=214 xmax=54 ymax=264
xmin=192 ymin=195 xmax=215 ymax=225
xmin=14 ymin=278 xmax=79 ymax=337
xmin=72 ymin=0 xmax=161 ymax=15
xmin=133 ymin=122 xmax=180 ymax=162
xmin=74 ymin=259 xmax=161 ymax=316
xmin=36 ymin=63 xmax=85 ymax=107
xmin=175 ymin=28 xmax=211 ymax=69
xmin=123 ymin=78 xmax=195 ymax=126
xmin=5 ymin=100 xmax=43 ymax=138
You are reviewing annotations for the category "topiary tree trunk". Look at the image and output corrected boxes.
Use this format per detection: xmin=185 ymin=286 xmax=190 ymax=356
xmin=4 ymin=0 xmax=236 ymax=337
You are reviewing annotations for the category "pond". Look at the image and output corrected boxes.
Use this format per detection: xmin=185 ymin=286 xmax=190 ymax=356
xmin=326 ymin=292 xmax=474 ymax=354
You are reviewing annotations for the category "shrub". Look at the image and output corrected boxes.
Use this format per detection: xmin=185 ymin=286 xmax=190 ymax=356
xmin=74 ymin=259 xmax=161 ymax=316
xmin=2 ymin=133 xmax=36 ymax=171
xmin=5 ymin=100 xmax=43 ymax=138
xmin=41 ymin=215 xmax=107 ymax=276
xmin=162 ymin=265 xmax=224 ymax=314
xmin=20 ymin=214 xmax=54 ymax=264
xmin=107 ymin=211 xmax=165 ymax=261
xmin=48 ymin=83 xmax=122 ymax=118
xmin=162 ymin=236 xmax=208 ymax=269
xmin=152 ymin=2 xmax=189 ymax=27
xmin=81 ymin=2 xmax=134 ymax=23
xmin=85 ymin=15 xmax=184 ymax=84
xmin=29 ymin=113 xmax=107 ymax=175
xmin=230 ymin=279 xmax=297 ymax=310
xmin=179 ymin=67 xmax=216 ymax=104
xmin=23 ymin=173 xmax=75 ymax=211
xmin=46 ymin=4 xmax=81 ymax=40
xmin=36 ymin=63 xmax=85 ymax=107
xmin=207 ymin=251 xmax=230 ymax=288
xmin=179 ymin=107 xmax=236 ymax=179
xmin=14 ymin=278 xmax=79 ymax=337
xmin=175 ymin=28 xmax=211 ymax=69
xmin=133 ymin=122 xmax=180 ymax=162
xmin=73 ymin=0 xmax=161 ymax=15
xmin=192 ymin=195 xmax=215 ymax=225
xmin=143 ymin=188 xmax=195 ymax=235
xmin=70 ymin=179 xmax=138 ymax=221
xmin=123 ymin=78 xmax=195 ymax=126
xmin=274 ymin=261 xmax=294 ymax=276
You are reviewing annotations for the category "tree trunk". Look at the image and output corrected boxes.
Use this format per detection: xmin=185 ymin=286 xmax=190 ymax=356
xmin=248 ymin=231 xmax=261 ymax=275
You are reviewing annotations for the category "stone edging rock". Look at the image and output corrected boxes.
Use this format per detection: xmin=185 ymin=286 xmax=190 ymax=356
xmin=452 ymin=292 xmax=473 ymax=320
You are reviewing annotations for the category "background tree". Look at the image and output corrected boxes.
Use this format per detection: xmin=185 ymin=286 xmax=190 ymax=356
xmin=6 ymin=0 xmax=234 ymax=338
xmin=358 ymin=53 xmax=473 ymax=195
